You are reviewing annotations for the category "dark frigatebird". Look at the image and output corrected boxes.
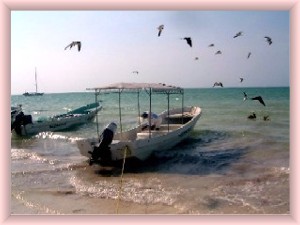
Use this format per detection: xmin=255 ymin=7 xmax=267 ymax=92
xmin=157 ymin=25 xmax=164 ymax=37
xmin=247 ymin=52 xmax=252 ymax=59
xmin=233 ymin=31 xmax=243 ymax=38
xmin=181 ymin=37 xmax=192 ymax=47
xmin=264 ymin=36 xmax=272 ymax=45
xmin=251 ymin=96 xmax=266 ymax=106
xmin=243 ymin=92 xmax=266 ymax=106
xmin=64 ymin=41 xmax=81 ymax=51
xmin=213 ymin=82 xmax=223 ymax=87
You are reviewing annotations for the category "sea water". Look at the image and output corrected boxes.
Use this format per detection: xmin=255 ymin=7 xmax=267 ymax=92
xmin=10 ymin=87 xmax=289 ymax=214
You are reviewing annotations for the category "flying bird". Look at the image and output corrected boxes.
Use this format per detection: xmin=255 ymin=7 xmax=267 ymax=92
xmin=194 ymin=57 xmax=199 ymax=60
xmin=64 ymin=41 xmax=81 ymax=51
xmin=215 ymin=50 xmax=222 ymax=55
xmin=132 ymin=71 xmax=139 ymax=75
xmin=247 ymin=52 xmax=252 ymax=59
xmin=240 ymin=77 xmax=244 ymax=83
xmin=213 ymin=82 xmax=223 ymax=87
xmin=208 ymin=44 xmax=214 ymax=47
xmin=264 ymin=36 xmax=272 ymax=45
xmin=251 ymin=96 xmax=266 ymax=106
xmin=243 ymin=92 xmax=266 ymax=106
xmin=157 ymin=24 xmax=164 ymax=37
xmin=243 ymin=92 xmax=248 ymax=101
xmin=233 ymin=31 xmax=243 ymax=38
xmin=181 ymin=37 xmax=192 ymax=47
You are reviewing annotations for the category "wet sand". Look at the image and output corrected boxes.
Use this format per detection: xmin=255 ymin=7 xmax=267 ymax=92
xmin=11 ymin=163 xmax=289 ymax=215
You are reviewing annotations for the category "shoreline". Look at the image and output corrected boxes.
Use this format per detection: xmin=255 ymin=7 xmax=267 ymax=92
xmin=11 ymin=162 xmax=289 ymax=215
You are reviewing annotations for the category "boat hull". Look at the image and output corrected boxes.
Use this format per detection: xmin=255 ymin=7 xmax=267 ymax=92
xmin=77 ymin=106 xmax=201 ymax=164
xmin=13 ymin=105 xmax=101 ymax=136
xmin=19 ymin=114 xmax=92 ymax=136
xmin=23 ymin=92 xmax=44 ymax=96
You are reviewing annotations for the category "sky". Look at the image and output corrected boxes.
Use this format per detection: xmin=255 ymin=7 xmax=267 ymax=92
xmin=11 ymin=10 xmax=289 ymax=94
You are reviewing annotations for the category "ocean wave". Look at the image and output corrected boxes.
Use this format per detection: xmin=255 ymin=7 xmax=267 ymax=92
xmin=11 ymin=148 xmax=51 ymax=162
xmin=70 ymin=175 xmax=182 ymax=206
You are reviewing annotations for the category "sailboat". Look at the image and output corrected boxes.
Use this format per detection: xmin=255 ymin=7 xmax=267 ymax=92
xmin=23 ymin=67 xmax=44 ymax=96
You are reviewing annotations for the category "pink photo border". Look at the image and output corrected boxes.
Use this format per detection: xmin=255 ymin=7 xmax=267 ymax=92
xmin=1 ymin=0 xmax=298 ymax=224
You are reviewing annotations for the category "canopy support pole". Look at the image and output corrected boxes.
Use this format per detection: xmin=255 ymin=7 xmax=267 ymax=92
xmin=137 ymin=91 xmax=141 ymax=127
xmin=167 ymin=93 xmax=170 ymax=132
xmin=118 ymin=89 xmax=122 ymax=134
xmin=95 ymin=90 xmax=100 ymax=138
xmin=148 ymin=88 xmax=152 ymax=137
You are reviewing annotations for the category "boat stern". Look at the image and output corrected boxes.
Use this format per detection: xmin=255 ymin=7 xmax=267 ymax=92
xmin=76 ymin=138 xmax=96 ymax=158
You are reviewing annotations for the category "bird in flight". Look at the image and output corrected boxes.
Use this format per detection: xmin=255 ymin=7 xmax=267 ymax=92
xmin=213 ymin=82 xmax=223 ymax=87
xmin=243 ymin=92 xmax=248 ymax=101
xmin=208 ymin=44 xmax=214 ymax=47
xmin=157 ymin=25 xmax=164 ymax=37
xmin=181 ymin=37 xmax=192 ymax=47
xmin=132 ymin=71 xmax=139 ymax=75
xmin=65 ymin=41 xmax=81 ymax=51
xmin=251 ymin=96 xmax=266 ymax=106
xmin=264 ymin=36 xmax=272 ymax=45
xmin=240 ymin=77 xmax=244 ymax=83
xmin=233 ymin=31 xmax=243 ymax=38
xmin=243 ymin=92 xmax=266 ymax=106
xmin=247 ymin=52 xmax=252 ymax=59
xmin=215 ymin=50 xmax=222 ymax=55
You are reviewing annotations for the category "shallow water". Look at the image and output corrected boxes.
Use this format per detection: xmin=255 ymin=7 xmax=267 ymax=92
xmin=11 ymin=87 xmax=289 ymax=214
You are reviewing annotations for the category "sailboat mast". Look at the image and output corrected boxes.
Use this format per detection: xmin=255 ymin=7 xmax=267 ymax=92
xmin=35 ymin=67 xmax=38 ymax=93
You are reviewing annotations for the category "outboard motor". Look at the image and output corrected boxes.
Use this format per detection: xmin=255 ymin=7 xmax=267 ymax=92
xmin=89 ymin=122 xmax=117 ymax=165
xmin=11 ymin=111 xmax=32 ymax=135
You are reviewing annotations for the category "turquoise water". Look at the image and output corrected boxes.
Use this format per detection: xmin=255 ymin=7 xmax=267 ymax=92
xmin=11 ymin=87 xmax=289 ymax=214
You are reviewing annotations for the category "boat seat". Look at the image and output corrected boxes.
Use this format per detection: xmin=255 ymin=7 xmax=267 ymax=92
xmin=167 ymin=112 xmax=193 ymax=119
xmin=137 ymin=130 xmax=169 ymax=139
xmin=166 ymin=106 xmax=197 ymax=119
xmin=159 ymin=124 xmax=182 ymax=131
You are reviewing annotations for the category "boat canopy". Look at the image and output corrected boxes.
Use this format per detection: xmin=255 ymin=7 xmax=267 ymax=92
xmin=88 ymin=82 xmax=185 ymax=135
xmin=87 ymin=82 xmax=183 ymax=94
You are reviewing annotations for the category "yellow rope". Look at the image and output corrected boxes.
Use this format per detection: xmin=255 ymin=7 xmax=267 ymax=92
xmin=115 ymin=145 xmax=128 ymax=214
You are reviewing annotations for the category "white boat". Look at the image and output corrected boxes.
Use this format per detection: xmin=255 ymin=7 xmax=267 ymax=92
xmin=11 ymin=102 xmax=102 ymax=136
xmin=76 ymin=82 xmax=202 ymax=166
xmin=23 ymin=68 xmax=44 ymax=96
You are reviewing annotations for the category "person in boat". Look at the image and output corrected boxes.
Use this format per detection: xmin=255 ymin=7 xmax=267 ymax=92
xmin=140 ymin=111 xmax=162 ymax=130
xmin=11 ymin=111 xmax=33 ymax=135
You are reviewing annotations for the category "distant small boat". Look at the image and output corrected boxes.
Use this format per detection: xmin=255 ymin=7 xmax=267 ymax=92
xmin=23 ymin=68 xmax=44 ymax=96
xmin=23 ymin=92 xmax=44 ymax=96
xmin=11 ymin=102 xmax=102 ymax=136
